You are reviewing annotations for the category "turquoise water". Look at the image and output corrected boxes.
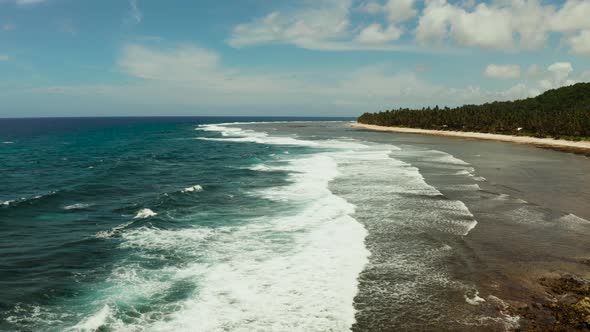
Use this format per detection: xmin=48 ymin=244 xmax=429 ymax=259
xmin=1 ymin=117 xmax=365 ymax=331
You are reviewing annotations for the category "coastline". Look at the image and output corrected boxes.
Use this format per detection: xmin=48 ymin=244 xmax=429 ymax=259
xmin=351 ymin=122 xmax=590 ymax=155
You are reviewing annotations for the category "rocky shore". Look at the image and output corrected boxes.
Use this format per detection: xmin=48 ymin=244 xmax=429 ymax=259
xmin=516 ymin=274 xmax=590 ymax=331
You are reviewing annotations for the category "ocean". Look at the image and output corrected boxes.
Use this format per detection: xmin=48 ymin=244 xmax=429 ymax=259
xmin=1 ymin=118 xmax=589 ymax=331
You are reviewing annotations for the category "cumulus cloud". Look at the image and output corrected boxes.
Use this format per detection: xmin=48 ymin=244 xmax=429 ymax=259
xmin=416 ymin=0 xmax=590 ymax=53
xmin=383 ymin=0 xmax=416 ymax=23
xmin=549 ymin=0 xmax=590 ymax=32
xmin=484 ymin=64 xmax=521 ymax=79
xmin=360 ymin=0 xmax=416 ymax=23
xmin=357 ymin=23 xmax=402 ymax=44
xmin=228 ymin=0 xmax=590 ymax=55
xmin=229 ymin=0 xmax=422 ymax=51
xmin=228 ymin=0 xmax=352 ymax=49
xmin=568 ymin=30 xmax=590 ymax=56
xmin=416 ymin=0 xmax=551 ymax=50
xmin=503 ymin=61 xmax=580 ymax=100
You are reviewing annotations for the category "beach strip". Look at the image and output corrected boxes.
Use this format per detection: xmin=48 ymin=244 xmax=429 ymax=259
xmin=351 ymin=122 xmax=590 ymax=155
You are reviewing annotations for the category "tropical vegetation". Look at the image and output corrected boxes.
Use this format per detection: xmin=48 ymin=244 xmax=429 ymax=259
xmin=357 ymin=83 xmax=590 ymax=139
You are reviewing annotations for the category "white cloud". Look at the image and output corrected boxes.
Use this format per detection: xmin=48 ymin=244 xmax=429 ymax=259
xmin=359 ymin=1 xmax=382 ymax=14
xmin=568 ymin=30 xmax=590 ymax=56
xmin=0 ymin=54 xmax=10 ymax=61
xmin=228 ymin=0 xmax=590 ymax=54
xmin=415 ymin=0 xmax=590 ymax=53
xmin=357 ymin=23 xmax=402 ymax=44
xmin=504 ymin=61 xmax=579 ymax=100
xmin=484 ymin=64 xmax=521 ymax=79
xmin=228 ymin=0 xmax=424 ymax=50
xmin=544 ymin=62 xmax=575 ymax=88
xmin=228 ymin=0 xmax=352 ymax=49
xmin=119 ymin=44 xmax=220 ymax=81
xmin=416 ymin=1 xmax=550 ymax=51
xmin=550 ymin=0 xmax=590 ymax=32
xmin=383 ymin=0 xmax=416 ymax=24
xmin=526 ymin=64 xmax=543 ymax=79
xmin=5 ymin=41 xmax=587 ymax=116
xmin=53 ymin=44 xmax=584 ymax=112
xmin=359 ymin=0 xmax=416 ymax=23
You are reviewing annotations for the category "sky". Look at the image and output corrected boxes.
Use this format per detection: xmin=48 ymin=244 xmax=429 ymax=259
xmin=0 ymin=0 xmax=589 ymax=117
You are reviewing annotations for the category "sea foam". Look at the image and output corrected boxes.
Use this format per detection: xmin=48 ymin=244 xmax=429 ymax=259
xmin=134 ymin=208 xmax=157 ymax=219
xmin=181 ymin=185 xmax=203 ymax=193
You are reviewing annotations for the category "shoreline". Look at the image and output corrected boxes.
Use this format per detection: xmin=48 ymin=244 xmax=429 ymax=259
xmin=351 ymin=123 xmax=590 ymax=155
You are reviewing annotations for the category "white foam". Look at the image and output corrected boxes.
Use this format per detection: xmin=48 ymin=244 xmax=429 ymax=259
xmin=3 ymin=141 xmax=14 ymax=144
xmin=428 ymin=152 xmax=471 ymax=166
xmin=72 ymin=123 xmax=482 ymax=330
xmin=559 ymin=213 xmax=590 ymax=224
xmin=197 ymin=124 xmax=319 ymax=147
xmin=95 ymin=221 xmax=135 ymax=239
xmin=465 ymin=291 xmax=486 ymax=305
xmin=77 ymin=134 xmax=372 ymax=331
xmin=134 ymin=208 xmax=157 ymax=219
xmin=143 ymin=153 xmax=369 ymax=331
xmin=559 ymin=213 xmax=590 ymax=231
xmin=248 ymin=164 xmax=273 ymax=171
xmin=70 ymin=305 xmax=111 ymax=332
xmin=64 ymin=203 xmax=92 ymax=210
xmin=0 ymin=191 xmax=56 ymax=207
xmin=181 ymin=185 xmax=203 ymax=193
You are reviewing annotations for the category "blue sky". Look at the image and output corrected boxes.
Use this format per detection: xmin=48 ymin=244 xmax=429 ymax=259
xmin=0 ymin=0 xmax=589 ymax=117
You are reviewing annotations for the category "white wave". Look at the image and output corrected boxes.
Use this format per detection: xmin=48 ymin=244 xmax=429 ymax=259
xmin=446 ymin=184 xmax=481 ymax=191
xmin=95 ymin=221 xmax=135 ymax=239
xmin=64 ymin=203 xmax=92 ymax=210
xmin=559 ymin=213 xmax=590 ymax=231
xmin=248 ymin=164 xmax=273 ymax=171
xmin=0 ymin=191 xmax=56 ymax=207
xmin=559 ymin=213 xmax=590 ymax=224
xmin=197 ymin=123 xmax=319 ymax=147
xmin=428 ymin=152 xmax=471 ymax=166
xmin=181 ymin=185 xmax=203 ymax=193
xmin=3 ymin=141 xmax=14 ymax=144
xmin=149 ymin=158 xmax=365 ymax=331
xmin=70 ymin=305 xmax=111 ymax=332
xmin=134 ymin=208 xmax=157 ymax=219
xmin=465 ymin=291 xmax=486 ymax=305
xmin=79 ymin=138 xmax=371 ymax=331
xmin=74 ymin=124 xmax=483 ymax=331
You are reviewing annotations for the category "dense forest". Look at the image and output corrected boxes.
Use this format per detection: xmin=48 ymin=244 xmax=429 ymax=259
xmin=357 ymin=83 xmax=590 ymax=139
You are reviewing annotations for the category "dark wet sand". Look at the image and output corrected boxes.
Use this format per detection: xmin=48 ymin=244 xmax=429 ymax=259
xmin=354 ymin=125 xmax=590 ymax=330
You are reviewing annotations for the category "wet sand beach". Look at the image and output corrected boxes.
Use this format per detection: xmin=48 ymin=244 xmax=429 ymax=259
xmin=352 ymin=123 xmax=590 ymax=156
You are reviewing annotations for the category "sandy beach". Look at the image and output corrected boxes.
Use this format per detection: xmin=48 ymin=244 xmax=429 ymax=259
xmin=352 ymin=122 xmax=590 ymax=155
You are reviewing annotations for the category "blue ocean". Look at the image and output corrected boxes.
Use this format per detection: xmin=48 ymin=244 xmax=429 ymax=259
xmin=4 ymin=117 xmax=589 ymax=331
xmin=1 ymin=117 xmax=374 ymax=331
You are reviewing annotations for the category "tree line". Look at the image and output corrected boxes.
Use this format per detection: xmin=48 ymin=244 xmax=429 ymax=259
xmin=357 ymin=83 xmax=590 ymax=139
